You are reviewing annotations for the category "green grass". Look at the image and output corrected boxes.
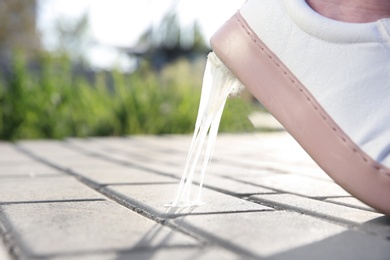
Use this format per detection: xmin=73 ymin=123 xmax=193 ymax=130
xmin=0 ymin=52 xmax=257 ymax=141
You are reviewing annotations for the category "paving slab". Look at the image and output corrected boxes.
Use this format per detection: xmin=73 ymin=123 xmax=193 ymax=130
xmin=52 ymin=158 xmax=119 ymax=169
xmin=0 ymin=201 xmax=198 ymax=259
xmin=230 ymin=173 xmax=350 ymax=197
xmin=126 ymin=135 xmax=194 ymax=152
xmin=68 ymin=138 xmax=188 ymax=165
xmin=105 ymin=154 xmax=183 ymax=177
xmin=0 ymin=161 xmax=63 ymax=178
xmin=207 ymin=163 xmax=278 ymax=177
xmin=17 ymin=141 xmax=78 ymax=157
xmin=203 ymin=175 xmax=275 ymax=195
xmin=0 ymin=176 xmax=105 ymax=203
xmin=105 ymin=184 xmax=272 ymax=218
xmin=0 ymin=148 xmax=33 ymax=162
xmin=67 ymin=147 xmax=184 ymax=178
xmin=172 ymin=211 xmax=347 ymax=258
xmin=325 ymin=197 xmax=375 ymax=212
xmin=250 ymin=194 xmax=383 ymax=226
xmin=68 ymin=165 xmax=177 ymax=186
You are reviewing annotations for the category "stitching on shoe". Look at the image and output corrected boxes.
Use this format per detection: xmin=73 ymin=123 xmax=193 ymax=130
xmin=234 ymin=13 xmax=390 ymax=177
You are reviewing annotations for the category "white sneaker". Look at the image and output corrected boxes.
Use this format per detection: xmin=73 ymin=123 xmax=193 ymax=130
xmin=210 ymin=0 xmax=390 ymax=214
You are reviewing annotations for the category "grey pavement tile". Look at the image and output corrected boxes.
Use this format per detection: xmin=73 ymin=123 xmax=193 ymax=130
xmin=0 ymin=142 xmax=13 ymax=149
xmin=11 ymin=151 xmax=83 ymax=164
xmin=111 ymin=139 xmax=191 ymax=154
xmin=66 ymin=142 xmax=185 ymax=177
xmin=100 ymin=152 xmax=183 ymax=170
xmin=69 ymin=165 xmax=177 ymax=185
xmin=172 ymin=211 xmax=346 ymax=258
xmin=207 ymin=152 xmax=330 ymax=185
xmin=0 ymin=146 xmax=34 ymax=163
xmin=207 ymin=163 xmax=276 ymax=178
xmin=205 ymin=147 xmax=273 ymax=164
xmin=211 ymin=155 xmax=290 ymax=174
xmin=68 ymin=139 xmax=163 ymax=158
xmin=130 ymin=135 xmax=193 ymax=150
xmin=48 ymin=140 xmax=186 ymax=179
xmin=0 ymin=176 xmax=105 ymax=203
xmin=29 ymin=153 xmax=96 ymax=163
xmin=105 ymin=184 xmax=272 ymax=218
xmin=213 ymin=160 xmax=332 ymax=184
xmin=64 ymin=160 xmax=124 ymax=169
xmin=325 ymin=197 xmax=376 ymax=212
xmin=123 ymin=150 xmax=186 ymax=165
xmin=67 ymin=138 xmax=160 ymax=154
xmin=0 ymin=157 xmax=36 ymax=167
xmin=48 ymin=156 xmax=119 ymax=169
xmin=215 ymin=133 xmax=305 ymax=157
xmin=229 ymin=173 xmax=349 ymax=197
xmin=119 ymin=156 xmax=183 ymax=177
xmin=200 ymin=134 xmax=350 ymax=196
xmin=204 ymin=175 xmax=275 ymax=195
xmin=0 ymin=201 xmax=198 ymax=259
xmin=0 ymin=156 xmax=35 ymax=164
xmin=250 ymin=194 xmax=383 ymax=225
xmin=0 ymin=161 xmax=63 ymax=177
xmin=0 ymin=141 xmax=17 ymax=152
xmin=211 ymin=133 xmax=319 ymax=170
xmin=49 ymin=247 xmax=240 ymax=260
xmin=18 ymin=141 xmax=77 ymax=156
xmin=88 ymin=141 xmax=189 ymax=163
xmin=18 ymin=145 xmax=110 ymax=167
xmin=66 ymin=138 xmax=118 ymax=149
xmin=226 ymin=159 xmax=333 ymax=182
xmin=117 ymin=135 xmax=263 ymax=163
xmin=274 ymin=164 xmax=332 ymax=181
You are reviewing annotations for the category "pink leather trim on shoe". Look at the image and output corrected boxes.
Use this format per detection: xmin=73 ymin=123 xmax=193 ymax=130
xmin=211 ymin=12 xmax=390 ymax=215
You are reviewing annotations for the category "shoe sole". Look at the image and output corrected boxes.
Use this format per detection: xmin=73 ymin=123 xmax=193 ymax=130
xmin=210 ymin=12 xmax=390 ymax=215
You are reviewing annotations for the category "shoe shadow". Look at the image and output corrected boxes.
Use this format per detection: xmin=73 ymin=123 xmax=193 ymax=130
xmin=266 ymin=216 xmax=390 ymax=260
xmin=113 ymin=206 xmax=199 ymax=260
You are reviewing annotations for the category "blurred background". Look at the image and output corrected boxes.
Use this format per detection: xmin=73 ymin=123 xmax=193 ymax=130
xmin=0 ymin=0 xmax=271 ymax=141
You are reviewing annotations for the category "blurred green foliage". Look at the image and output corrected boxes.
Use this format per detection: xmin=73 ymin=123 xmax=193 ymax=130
xmin=0 ymin=52 xmax=256 ymax=140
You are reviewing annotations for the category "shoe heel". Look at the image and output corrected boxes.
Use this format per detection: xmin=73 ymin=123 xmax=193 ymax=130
xmin=168 ymin=52 xmax=244 ymax=207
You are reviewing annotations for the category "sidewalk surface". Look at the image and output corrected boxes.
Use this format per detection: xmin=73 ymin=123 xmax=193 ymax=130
xmin=0 ymin=132 xmax=389 ymax=260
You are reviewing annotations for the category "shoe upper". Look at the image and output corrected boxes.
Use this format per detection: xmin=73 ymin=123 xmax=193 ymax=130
xmin=240 ymin=0 xmax=390 ymax=167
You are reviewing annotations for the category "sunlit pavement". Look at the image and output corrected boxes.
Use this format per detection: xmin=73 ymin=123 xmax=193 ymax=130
xmin=0 ymin=132 xmax=389 ymax=260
